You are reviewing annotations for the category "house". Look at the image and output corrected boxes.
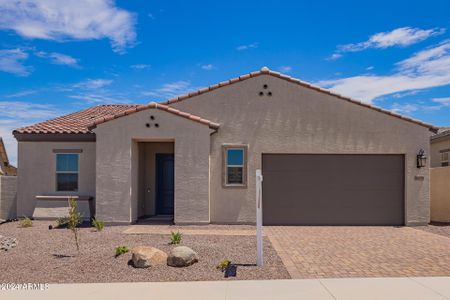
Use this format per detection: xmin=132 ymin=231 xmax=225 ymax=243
xmin=0 ymin=137 xmax=17 ymax=221
xmin=430 ymin=127 xmax=450 ymax=167
xmin=13 ymin=67 xmax=437 ymax=226
xmin=0 ymin=138 xmax=17 ymax=176
xmin=430 ymin=127 xmax=450 ymax=222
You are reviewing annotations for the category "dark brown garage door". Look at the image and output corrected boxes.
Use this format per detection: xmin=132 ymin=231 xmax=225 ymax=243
xmin=262 ymin=154 xmax=404 ymax=226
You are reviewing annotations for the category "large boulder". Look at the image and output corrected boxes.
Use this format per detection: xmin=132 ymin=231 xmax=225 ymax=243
xmin=167 ymin=246 xmax=198 ymax=267
xmin=131 ymin=246 xmax=168 ymax=268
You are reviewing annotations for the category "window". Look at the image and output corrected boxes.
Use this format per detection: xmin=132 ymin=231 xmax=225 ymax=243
xmin=441 ymin=151 xmax=449 ymax=167
xmin=56 ymin=153 xmax=79 ymax=191
xmin=223 ymin=145 xmax=247 ymax=187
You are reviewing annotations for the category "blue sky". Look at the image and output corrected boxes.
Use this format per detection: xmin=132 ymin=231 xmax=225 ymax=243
xmin=1 ymin=0 xmax=450 ymax=164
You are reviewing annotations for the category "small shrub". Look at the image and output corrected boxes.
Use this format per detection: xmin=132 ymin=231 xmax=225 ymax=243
xmin=115 ymin=246 xmax=129 ymax=257
xmin=91 ymin=217 xmax=104 ymax=232
xmin=216 ymin=259 xmax=231 ymax=271
xmin=56 ymin=217 xmax=69 ymax=228
xmin=19 ymin=216 xmax=33 ymax=228
xmin=68 ymin=198 xmax=82 ymax=252
xmin=169 ymin=231 xmax=182 ymax=245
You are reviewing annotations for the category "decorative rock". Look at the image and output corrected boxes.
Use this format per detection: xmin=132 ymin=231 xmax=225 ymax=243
xmin=0 ymin=236 xmax=17 ymax=251
xmin=131 ymin=246 xmax=167 ymax=268
xmin=167 ymin=246 xmax=198 ymax=267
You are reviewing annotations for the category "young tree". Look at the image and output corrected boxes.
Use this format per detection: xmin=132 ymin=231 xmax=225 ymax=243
xmin=68 ymin=198 xmax=82 ymax=252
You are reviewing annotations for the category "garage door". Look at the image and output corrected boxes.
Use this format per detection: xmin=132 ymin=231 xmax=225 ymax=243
xmin=262 ymin=154 xmax=404 ymax=226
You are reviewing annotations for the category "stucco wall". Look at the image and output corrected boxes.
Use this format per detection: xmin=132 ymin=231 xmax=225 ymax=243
xmin=94 ymin=109 xmax=213 ymax=224
xmin=170 ymin=74 xmax=432 ymax=225
xmin=430 ymin=167 xmax=450 ymax=222
xmin=430 ymin=138 xmax=450 ymax=168
xmin=0 ymin=175 xmax=17 ymax=221
xmin=16 ymin=142 xmax=96 ymax=216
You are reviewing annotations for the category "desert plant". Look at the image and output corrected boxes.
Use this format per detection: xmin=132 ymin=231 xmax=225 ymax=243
xmin=216 ymin=259 xmax=231 ymax=271
xmin=91 ymin=217 xmax=104 ymax=232
xmin=19 ymin=216 xmax=33 ymax=228
xmin=169 ymin=231 xmax=182 ymax=245
xmin=56 ymin=217 xmax=69 ymax=228
xmin=67 ymin=198 xmax=82 ymax=252
xmin=115 ymin=246 xmax=129 ymax=257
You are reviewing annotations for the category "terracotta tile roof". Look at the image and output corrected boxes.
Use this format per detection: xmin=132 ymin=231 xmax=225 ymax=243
xmin=88 ymin=102 xmax=220 ymax=130
xmin=162 ymin=67 xmax=438 ymax=133
xmin=13 ymin=104 xmax=139 ymax=134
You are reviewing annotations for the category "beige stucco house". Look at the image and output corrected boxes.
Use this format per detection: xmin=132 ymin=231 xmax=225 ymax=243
xmin=430 ymin=128 xmax=450 ymax=222
xmin=13 ymin=67 xmax=437 ymax=226
xmin=430 ymin=128 xmax=450 ymax=168
xmin=0 ymin=137 xmax=17 ymax=176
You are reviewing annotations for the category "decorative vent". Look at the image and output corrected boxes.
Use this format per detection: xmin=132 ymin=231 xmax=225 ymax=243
xmin=146 ymin=115 xmax=159 ymax=128
xmin=258 ymin=84 xmax=273 ymax=97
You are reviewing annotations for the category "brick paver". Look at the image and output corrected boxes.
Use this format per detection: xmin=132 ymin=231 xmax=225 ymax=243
xmin=266 ymin=226 xmax=450 ymax=279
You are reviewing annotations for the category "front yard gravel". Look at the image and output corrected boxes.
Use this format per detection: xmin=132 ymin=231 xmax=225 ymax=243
xmin=0 ymin=221 xmax=289 ymax=283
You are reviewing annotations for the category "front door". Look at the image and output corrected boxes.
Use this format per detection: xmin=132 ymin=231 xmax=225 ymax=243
xmin=156 ymin=154 xmax=174 ymax=215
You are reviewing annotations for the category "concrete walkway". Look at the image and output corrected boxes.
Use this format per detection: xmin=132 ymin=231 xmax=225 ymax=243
xmin=123 ymin=224 xmax=261 ymax=236
xmin=2 ymin=277 xmax=450 ymax=300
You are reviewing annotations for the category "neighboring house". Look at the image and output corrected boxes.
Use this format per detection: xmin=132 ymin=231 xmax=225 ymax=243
xmin=0 ymin=138 xmax=17 ymax=176
xmin=430 ymin=127 xmax=450 ymax=223
xmin=430 ymin=127 xmax=450 ymax=167
xmin=13 ymin=67 xmax=437 ymax=226
xmin=0 ymin=137 xmax=17 ymax=221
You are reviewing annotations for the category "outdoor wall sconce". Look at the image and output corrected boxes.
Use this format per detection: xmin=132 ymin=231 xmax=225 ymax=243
xmin=417 ymin=149 xmax=427 ymax=168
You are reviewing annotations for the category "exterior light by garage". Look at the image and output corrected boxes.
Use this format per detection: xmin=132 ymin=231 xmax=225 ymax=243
xmin=417 ymin=149 xmax=427 ymax=168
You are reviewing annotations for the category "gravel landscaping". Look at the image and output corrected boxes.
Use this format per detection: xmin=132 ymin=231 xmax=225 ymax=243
xmin=0 ymin=220 xmax=289 ymax=283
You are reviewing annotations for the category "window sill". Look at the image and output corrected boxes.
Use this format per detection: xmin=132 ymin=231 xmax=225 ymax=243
xmin=223 ymin=184 xmax=248 ymax=189
xmin=35 ymin=195 xmax=93 ymax=201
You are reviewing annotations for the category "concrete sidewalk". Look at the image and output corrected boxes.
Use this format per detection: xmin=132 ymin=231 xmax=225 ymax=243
xmin=2 ymin=277 xmax=450 ymax=300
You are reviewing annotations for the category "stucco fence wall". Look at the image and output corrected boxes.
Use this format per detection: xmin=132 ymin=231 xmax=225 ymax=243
xmin=431 ymin=167 xmax=450 ymax=222
xmin=0 ymin=175 xmax=17 ymax=221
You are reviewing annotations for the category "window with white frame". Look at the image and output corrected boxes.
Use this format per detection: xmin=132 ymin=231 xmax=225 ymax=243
xmin=441 ymin=151 xmax=449 ymax=167
xmin=223 ymin=145 xmax=247 ymax=186
xmin=56 ymin=153 xmax=79 ymax=191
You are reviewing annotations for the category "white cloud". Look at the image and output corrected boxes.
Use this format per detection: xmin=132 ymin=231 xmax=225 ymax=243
xmin=390 ymin=98 xmax=447 ymax=115
xmin=142 ymin=81 xmax=195 ymax=99
xmin=366 ymin=66 xmax=374 ymax=71
xmin=74 ymin=78 xmax=113 ymax=90
xmin=433 ymin=97 xmax=450 ymax=105
xmin=69 ymin=93 xmax=129 ymax=104
xmin=201 ymin=64 xmax=214 ymax=71
xmin=317 ymin=41 xmax=450 ymax=103
xmin=0 ymin=101 xmax=63 ymax=164
xmin=0 ymin=0 xmax=136 ymax=53
xmin=326 ymin=53 xmax=343 ymax=61
xmin=390 ymin=103 xmax=420 ymax=114
xmin=5 ymin=90 xmax=36 ymax=98
xmin=0 ymin=48 xmax=31 ymax=76
xmin=236 ymin=42 xmax=258 ymax=51
xmin=130 ymin=64 xmax=151 ymax=70
xmin=339 ymin=27 xmax=445 ymax=52
xmin=278 ymin=66 xmax=292 ymax=73
xmin=36 ymin=51 xmax=79 ymax=67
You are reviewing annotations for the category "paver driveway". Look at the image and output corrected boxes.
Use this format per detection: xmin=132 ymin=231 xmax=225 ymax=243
xmin=265 ymin=226 xmax=450 ymax=279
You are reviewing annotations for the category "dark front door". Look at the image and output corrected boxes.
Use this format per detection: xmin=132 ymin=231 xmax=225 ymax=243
xmin=156 ymin=154 xmax=174 ymax=215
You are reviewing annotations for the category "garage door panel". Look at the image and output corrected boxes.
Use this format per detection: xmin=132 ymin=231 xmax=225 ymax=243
xmin=262 ymin=154 xmax=404 ymax=226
